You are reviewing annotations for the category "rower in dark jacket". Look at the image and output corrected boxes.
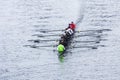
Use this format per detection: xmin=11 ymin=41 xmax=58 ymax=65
xmin=59 ymin=34 xmax=68 ymax=47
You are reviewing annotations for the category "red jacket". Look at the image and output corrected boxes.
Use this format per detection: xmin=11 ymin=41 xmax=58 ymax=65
xmin=70 ymin=23 xmax=76 ymax=30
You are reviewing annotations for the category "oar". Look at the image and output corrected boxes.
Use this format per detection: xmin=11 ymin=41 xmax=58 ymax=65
xmin=35 ymin=28 xmax=111 ymax=34
xmin=71 ymin=45 xmax=106 ymax=49
xmin=74 ymin=34 xmax=105 ymax=37
xmin=37 ymin=29 xmax=111 ymax=34
xmin=76 ymin=39 xmax=106 ymax=43
xmin=76 ymin=29 xmax=111 ymax=33
xmin=24 ymin=45 xmax=40 ymax=48
xmin=28 ymin=39 xmax=97 ymax=43
xmin=32 ymin=34 xmax=61 ymax=37
xmin=72 ymin=40 xmax=100 ymax=43
xmin=24 ymin=44 xmax=58 ymax=48
xmin=31 ymin=33 xmax=104 ymax=38
xmin=28 ymin=39 xmax=59 ymax=43
xmin=35 ymin=29 xmax=65 ymax=33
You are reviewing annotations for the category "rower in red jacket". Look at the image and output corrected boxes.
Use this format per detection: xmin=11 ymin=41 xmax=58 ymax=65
xmin=70 ymin=22 xmax=76 ymax=31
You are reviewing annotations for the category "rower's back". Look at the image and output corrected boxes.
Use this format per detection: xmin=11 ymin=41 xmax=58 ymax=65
xmin=59 ymin=34 xmax=68 ymax=47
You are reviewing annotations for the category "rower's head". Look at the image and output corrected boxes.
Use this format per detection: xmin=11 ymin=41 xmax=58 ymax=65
xmin=59 ymin=38 xmax=64 ymax=44
xmin=61 ymin=33 xmax=67 ymax=38
xmin=61 ymin=34 xmax=65 ymax=38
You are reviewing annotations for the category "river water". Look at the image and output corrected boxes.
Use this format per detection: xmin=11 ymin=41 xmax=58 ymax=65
xmin=0 ymin=0 xmax=120 ymax=80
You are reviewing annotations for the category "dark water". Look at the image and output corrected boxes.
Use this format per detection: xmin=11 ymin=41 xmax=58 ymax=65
xmin=0 ymin=0 xmax=120 ymax=80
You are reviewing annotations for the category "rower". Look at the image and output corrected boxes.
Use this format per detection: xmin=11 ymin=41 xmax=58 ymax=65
xmin=57 ymin=44 xmax=65 ymax=54
xmin=65 ymin=28 xmax=73 ymax=36
xmin=59 ymin=34 xmax=68 ymax=47
xmin=70 ymin=22 xmax=76 ymax=31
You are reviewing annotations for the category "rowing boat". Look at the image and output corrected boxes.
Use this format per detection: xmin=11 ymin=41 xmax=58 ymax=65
xmin=57 ymin=24 xmax=76 ymax=55
xmin=25 ymin=26 xmax=110 ymax=51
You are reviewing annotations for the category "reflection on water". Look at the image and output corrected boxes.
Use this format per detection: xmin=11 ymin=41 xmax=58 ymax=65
xmin=59 ymin=55 xmax=64 ymax=63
